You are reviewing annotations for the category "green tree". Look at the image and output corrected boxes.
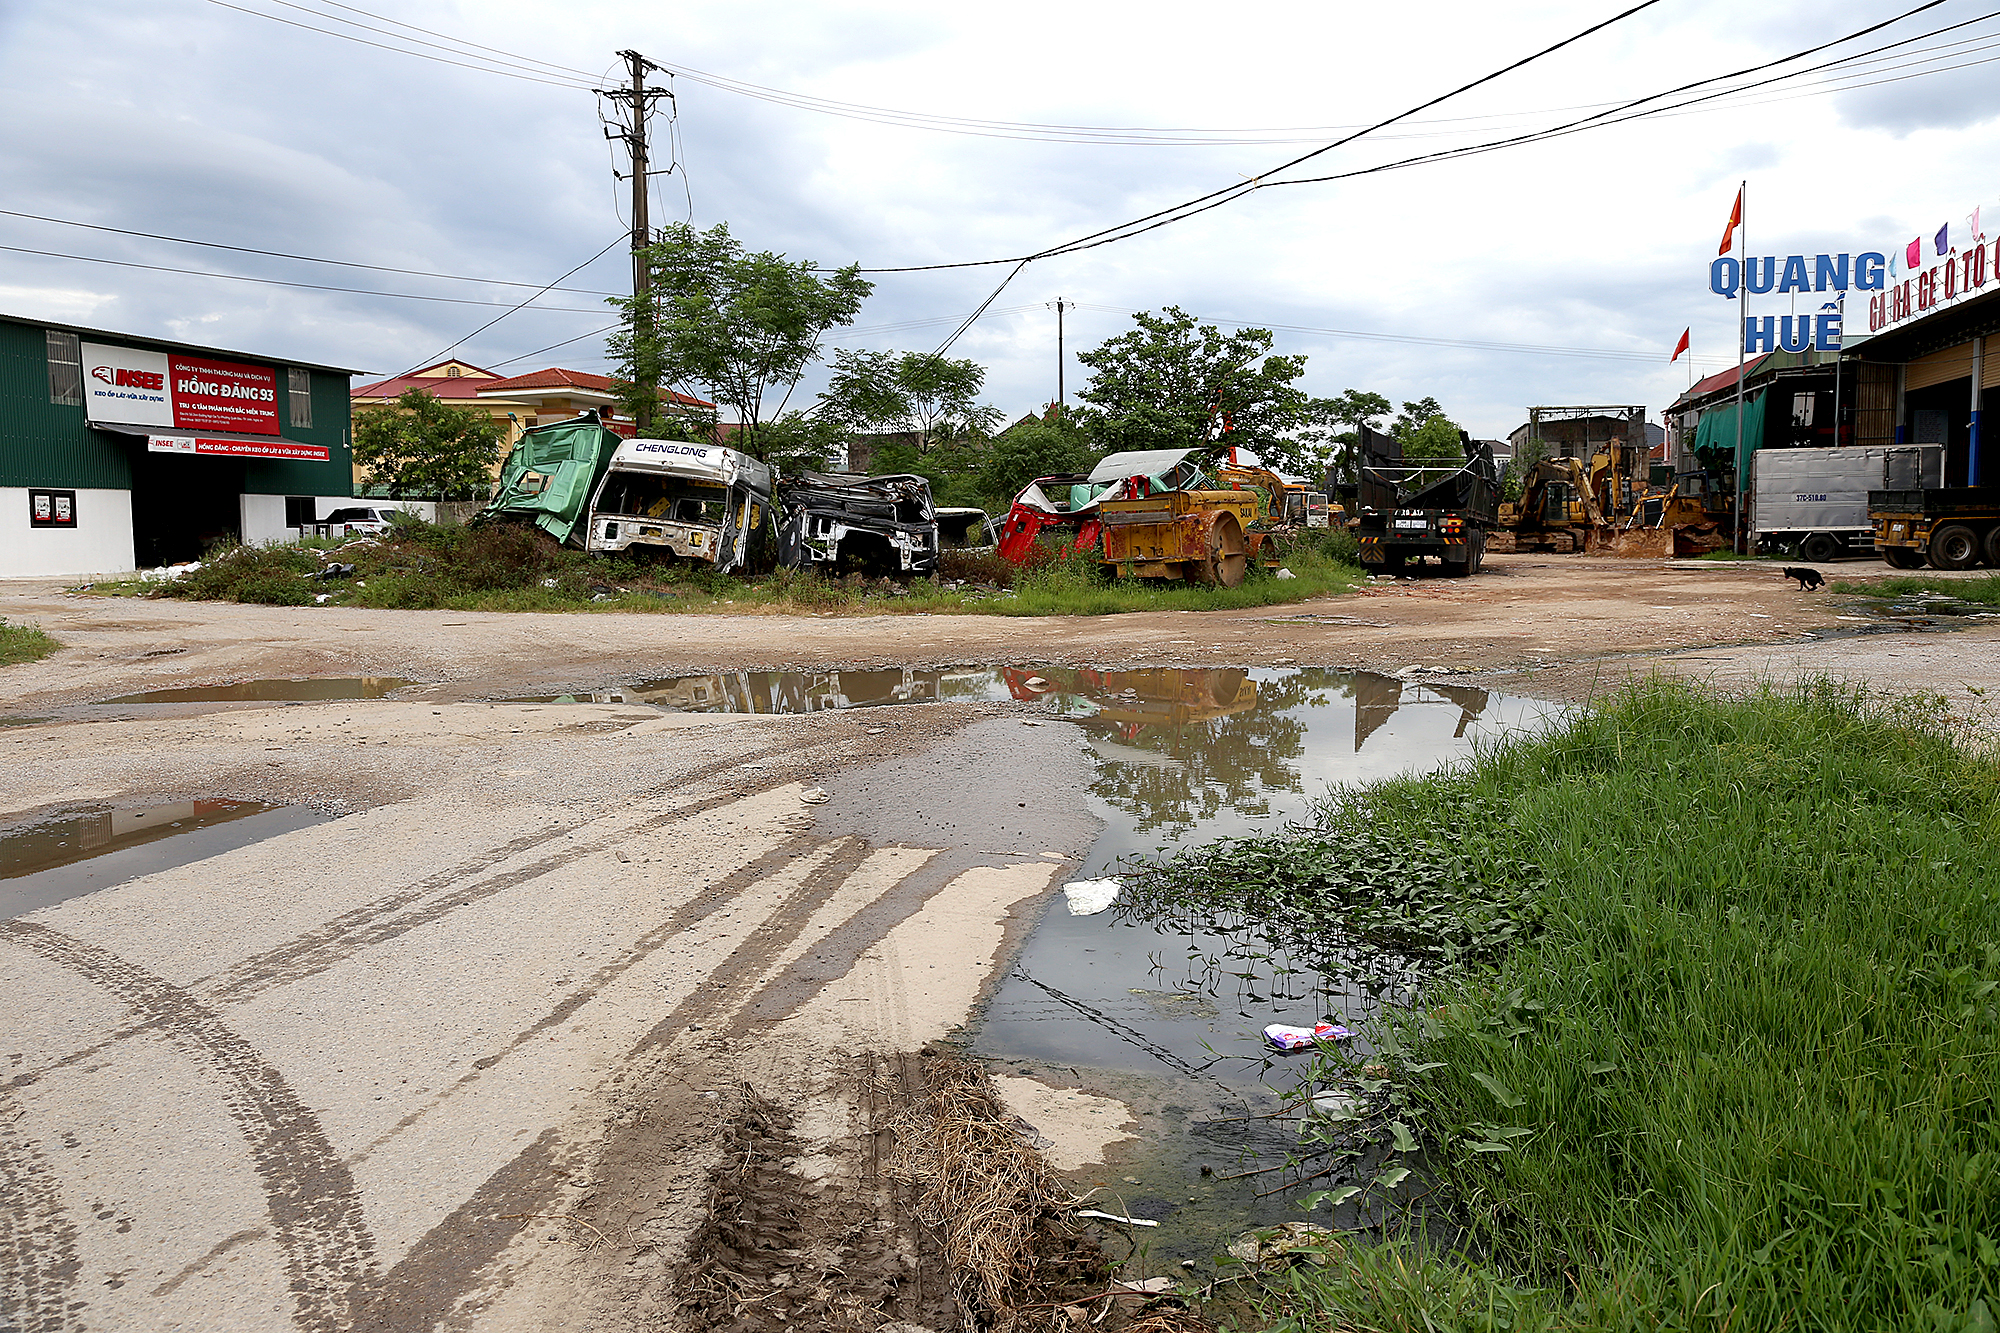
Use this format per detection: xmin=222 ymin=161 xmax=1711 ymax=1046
xmin=1074 ymin=306 xmax=1333 ymax=477
xmin=978 ymin=417 xmax=1101 ymax=505
xmin=1399 ymin=413 xmax=1467 ymax=465
xmin=821 ymin=350 xmax=1002 ymax=451
xmin=1392 ymin=396 xmax=1445 ymax=439
xmin=351 ymin=389 xmax=501 ymax=499
xmin=1503 ymin=436 xmax=1552 ymax=501
xmin=1323 ymin=389 xmax=1392 ymax=483
xmin=607 ymin=222 xmax=872 ymax=459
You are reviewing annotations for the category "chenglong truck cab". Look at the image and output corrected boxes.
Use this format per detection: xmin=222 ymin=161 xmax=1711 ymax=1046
xmin=584 ymin=438 xmax=774 ymax=573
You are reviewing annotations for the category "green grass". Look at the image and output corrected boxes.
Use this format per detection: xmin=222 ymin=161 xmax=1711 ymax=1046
xmin=1145 ymin=679 xmax=2000 ymax=1332
xmin=92 ymin=521 xmax=1365 ymax=617
xmin=1696 ymin=548 xmax=1776 ymax=561
xmin=1833 ymin=573 xmax=2000 ymax=605
xmin=0 ymin=617 xmax=59 ymax=666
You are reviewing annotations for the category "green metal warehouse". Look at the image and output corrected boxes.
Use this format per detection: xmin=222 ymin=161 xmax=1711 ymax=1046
xmin=1 ymin=313 xmax=357 ymax=578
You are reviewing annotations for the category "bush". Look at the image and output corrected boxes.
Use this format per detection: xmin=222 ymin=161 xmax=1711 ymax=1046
xmin=938 ymin=548 xmax=1017 ymax=587
xmin=1 ymin=617 xmax=59 ymax=666
xmin=160 ymin=543 xmax=318 ymax=605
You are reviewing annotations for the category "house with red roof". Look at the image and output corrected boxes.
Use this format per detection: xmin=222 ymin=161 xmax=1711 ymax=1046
xmin=349 ymin=359 xmax=715 ymax=489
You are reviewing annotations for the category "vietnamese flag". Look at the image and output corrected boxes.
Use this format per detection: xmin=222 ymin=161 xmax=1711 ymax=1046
xmin=1670 ymin=328 xmax=1690 ymax=362
xmin=1718 ymin=187 xmax=1743 ymax=256
xmin=1907 ymin=237 xmax=1923 ymax=269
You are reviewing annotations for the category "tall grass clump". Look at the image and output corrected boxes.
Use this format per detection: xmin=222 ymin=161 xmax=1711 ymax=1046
xmin=0 ymin=617 xmax=60 ymax=666
xmin=1189 ymin=678 xmax=1999 ymax=1332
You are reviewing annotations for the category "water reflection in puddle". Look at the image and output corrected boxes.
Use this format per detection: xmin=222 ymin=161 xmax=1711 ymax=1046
xmin=97 ymin=677 xmax=414 ymax=704
xmin=507 ymin=667 xmax=997 ymax=712
xmin=2 ymin=800 xmax=333 ymax=918
xmin=969 ymin=666 xmax=1568 ymax=1259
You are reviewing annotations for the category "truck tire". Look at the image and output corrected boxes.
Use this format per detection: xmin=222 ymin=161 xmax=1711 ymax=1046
xmin=1799 ymin=532 xmax=1841 ymax=563
xmin=1928 ymin=524 xmax=1981 ymax=570
xmin=1193 ymin=512 xmax=1249 ymax=587
xmin=1881 ymin=546 xmax=1924 ymax=569
xmin=1985 ymin=525 xmax=2000 ymax=568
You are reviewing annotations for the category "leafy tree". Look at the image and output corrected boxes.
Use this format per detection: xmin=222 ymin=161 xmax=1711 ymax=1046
xmin=1392 ymin=396 xmax=1445 ymax=439
xmin=979 ymin=417 xmax=1101 ymax=505
xmin=1074 ymin=306 xmax=1334 ymax=477
xmin=1399 ymin=413 xmax=1467 ymax=465
xmin=608 ymin=222 xmax=872 ymax=459
xmin=821 ymin=350 xmax=1002 ymax=451
xmin=752 ymin=411 xmax=848 ymax=478
xmin=351 ymin=389 xmax=501 ymax=499
xmin=1503 ymin=436 xmax=1552 ymax=501
xmin=1323 ymin=389 xmax=1392 ymax=484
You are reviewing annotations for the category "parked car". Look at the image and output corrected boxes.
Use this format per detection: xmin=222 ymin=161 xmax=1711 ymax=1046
xmin=322 ymin=506 xmax=403 ymax=537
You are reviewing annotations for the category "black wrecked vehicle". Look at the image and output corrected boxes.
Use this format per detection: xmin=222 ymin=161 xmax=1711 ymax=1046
xmin=775 ymin=472 xmax=940 ymax=577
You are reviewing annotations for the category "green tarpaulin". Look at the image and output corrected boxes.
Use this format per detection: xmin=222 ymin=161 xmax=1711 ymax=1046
xmin=1694 ymin=390 xmax=1766 ymax=471
xmin=477 ymin=415 xmax=625 ymax=546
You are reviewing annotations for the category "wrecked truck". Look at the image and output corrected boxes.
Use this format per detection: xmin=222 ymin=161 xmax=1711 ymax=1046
xmin=776 ymin=471 xmax=940 ymax=576
xmin=475 ymin=411 xmax=625 ymax=547
xmin=583 ymin=438 xmax=774 ymax=573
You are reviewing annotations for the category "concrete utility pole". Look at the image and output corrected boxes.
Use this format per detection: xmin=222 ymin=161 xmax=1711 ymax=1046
xmin=605 ymin=51 xmax=668 ymax=430
xmin=1049 ymin=297 xmax=1069 ymax=418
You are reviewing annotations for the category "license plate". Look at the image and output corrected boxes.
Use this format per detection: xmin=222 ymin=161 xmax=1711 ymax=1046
xmin=1393 ymin=519 xmax=1427 ymax=530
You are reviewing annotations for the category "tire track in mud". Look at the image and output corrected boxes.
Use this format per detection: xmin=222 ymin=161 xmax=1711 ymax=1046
xmin=200 ymin=766 xmax=793 ymax=1005
xmin=0 ymin=1084 xmax=84 ymax=1333
xmin=340 ymin=832 xmax=833 ymax=1170
xmin=0 ymin=920 xmax=376 ymax=1333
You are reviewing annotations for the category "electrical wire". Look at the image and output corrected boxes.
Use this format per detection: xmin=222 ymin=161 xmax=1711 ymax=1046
xmin=202 ymin=0 xmax=597 ymax=89
xmin=485 ymin=323 xmax=624 ymax=370
xmin=0 ymin=243 xmax=616 ymax=313
xmin=0 ymin=209 xmax=622 ymax=296
xmin=396 ymin=235 xmax=631 ymax=381
xmin=847 ymin=0 xmax=1959 ymax=274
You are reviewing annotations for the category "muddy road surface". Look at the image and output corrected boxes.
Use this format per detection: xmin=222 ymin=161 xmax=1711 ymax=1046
xmin=3 ymin=555 xmax=1997 ymax=1333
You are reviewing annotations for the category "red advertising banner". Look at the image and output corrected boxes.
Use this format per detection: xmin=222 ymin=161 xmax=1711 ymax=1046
xmin=169 ymin=355 xmax=279 ymax=434
xmin=148 ymin=435 xmax=330 ymax=461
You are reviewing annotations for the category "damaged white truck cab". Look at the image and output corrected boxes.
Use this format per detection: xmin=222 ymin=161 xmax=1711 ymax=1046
xmin=584 ymin=438 xmax=774 ymax=573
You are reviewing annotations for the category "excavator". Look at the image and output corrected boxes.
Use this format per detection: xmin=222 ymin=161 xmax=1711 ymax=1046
xmin=1495 ymin=456 xmax=1607 ymax=553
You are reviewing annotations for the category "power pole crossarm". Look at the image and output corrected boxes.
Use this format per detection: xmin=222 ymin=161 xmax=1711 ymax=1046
xmin=604 ymin=50 xmax=668 ymax=431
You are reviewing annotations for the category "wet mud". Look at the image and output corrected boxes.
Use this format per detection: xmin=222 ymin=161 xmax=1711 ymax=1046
xmin=95 ymin=677 xmax=415 ymax=705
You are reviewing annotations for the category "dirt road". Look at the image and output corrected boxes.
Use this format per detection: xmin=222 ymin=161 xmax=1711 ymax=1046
xmin=3 ymin=556 xmax=1996 ymax=1332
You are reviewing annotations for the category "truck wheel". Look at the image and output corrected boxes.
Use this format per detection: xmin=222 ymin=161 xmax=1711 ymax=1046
xmin=1799 ymin=533 xmax=1840 ymax=563
xmin=1984 ymin=525 xmax=2000 ymax=568
xmin=1194 ymin=512 xmax=1249 ymax=587
xmin=1882 ymin=546 xmax=1924 ymax=569
xmin=1928 ymin=524 xmax=1981 ymax=570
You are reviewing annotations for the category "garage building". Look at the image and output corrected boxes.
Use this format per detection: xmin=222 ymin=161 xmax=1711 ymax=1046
xmin=1 ymin=313 xmax=357 ymax=578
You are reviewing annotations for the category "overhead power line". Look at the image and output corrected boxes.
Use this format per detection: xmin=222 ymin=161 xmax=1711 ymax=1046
xmin=0 ymin=209 xmax=622 ymax=296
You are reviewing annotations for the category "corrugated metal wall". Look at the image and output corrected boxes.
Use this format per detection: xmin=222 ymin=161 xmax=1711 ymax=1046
xmin=1852 ymin=362 xmax=1898 ymax=449
xmin=0 ymin=320 xmax=133 ymax=488
xmin=1 ymin=317 xmax=353 ymax=496
xmin=1904 ymin=344 xmax=1977 ymax=392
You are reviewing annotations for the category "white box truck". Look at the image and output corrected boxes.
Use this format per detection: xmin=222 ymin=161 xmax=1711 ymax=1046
xmin=1751 ymin=445 xmax=1942 ymax=562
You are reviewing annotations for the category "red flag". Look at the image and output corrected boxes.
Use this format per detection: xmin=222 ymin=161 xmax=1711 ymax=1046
xmin=1671 ymin=328 xmax=1691 ymax=362
xmin=1718 ymin=187 xmax=1743 ymax=256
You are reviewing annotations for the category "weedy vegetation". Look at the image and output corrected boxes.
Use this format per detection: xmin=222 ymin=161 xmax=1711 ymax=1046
xmin=0 ymin=617 xmax=59 ymax=666
xmin=1833 ymin=572 xmax=2000 ymax=606
xmin=1127 ymin=678 xmax=2000 ymax=1332
xmin=99 ymin=519 xmax=1365 ymax=616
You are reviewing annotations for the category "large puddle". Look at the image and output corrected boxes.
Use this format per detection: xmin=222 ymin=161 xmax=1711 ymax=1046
xmin=968 ymin=667 xmax=1568 ymax=1262
xmin=2 ymin=800 xmax=333 ymax=919
xmin=97 ymin=677 xmax=414 ymax=704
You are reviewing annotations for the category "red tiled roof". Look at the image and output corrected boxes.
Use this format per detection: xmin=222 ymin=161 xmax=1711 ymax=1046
xmin=352 ymin=359 xmax=499 ymax=398
xmin=474 ymin=367 xmax=713 ymax=409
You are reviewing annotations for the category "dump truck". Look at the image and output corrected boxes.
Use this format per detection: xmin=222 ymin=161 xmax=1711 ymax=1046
xmin=582 ymin=437 xmax=774 ymax=573
xmin=475 ymin=410 xmax=626 ymax=547
xmin=1351 ymin=426 xmax=1499 ymax=575
xmin=1751 ymin=444 xmax=1942 ymax=562
xmin=1868 ymin=486 xmax=2000 ymax=569
xmin=776 ymin=471 xmax=940 ymax=576
xmin=1091 ymin=447 xmax=1273 ymax=586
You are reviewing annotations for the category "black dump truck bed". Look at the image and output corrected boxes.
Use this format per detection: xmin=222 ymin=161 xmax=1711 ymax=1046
xmin=1354 ymin=425 xmax=1500 ymax=520
xmin=1868 ymin=486 xmax=2000 ymax=515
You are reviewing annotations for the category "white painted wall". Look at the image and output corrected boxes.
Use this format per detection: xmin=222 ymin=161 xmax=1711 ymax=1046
xmin=0 ymin=487 xmax=136 ymax=579
xmin=238 ymin=494 xmax=422 ymax=546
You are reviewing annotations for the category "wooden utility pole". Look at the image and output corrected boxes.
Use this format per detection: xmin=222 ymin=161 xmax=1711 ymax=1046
xmin=606 ymin=51 xmax=667 ymax=430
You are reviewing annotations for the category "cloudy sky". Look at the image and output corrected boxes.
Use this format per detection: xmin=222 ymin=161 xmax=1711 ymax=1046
xmin=3 ymin=0 xmax=1998 ymax=438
